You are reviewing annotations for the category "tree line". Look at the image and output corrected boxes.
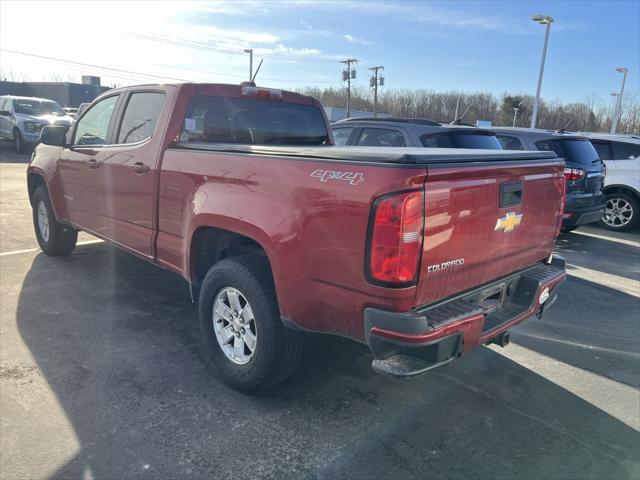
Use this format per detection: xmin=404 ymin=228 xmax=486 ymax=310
xmin=300 ymin=86 xmax=640 ymax=134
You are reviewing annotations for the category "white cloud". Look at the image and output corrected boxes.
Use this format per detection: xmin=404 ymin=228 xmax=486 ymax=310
xmin=300 ymin=20 xmax=313 ymax=30
xmin=343 ymin=34 xmax=372 ymax=45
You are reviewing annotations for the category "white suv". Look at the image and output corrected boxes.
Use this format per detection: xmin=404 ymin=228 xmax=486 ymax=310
xmin=582 ymin=133 xmax=640 ymax=231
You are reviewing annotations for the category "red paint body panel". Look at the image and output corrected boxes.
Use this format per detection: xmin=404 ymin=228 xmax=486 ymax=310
xmin=27 ymin=82 xmax=565 ymax=347
xmin=416 ymin=161 xmax=565 ymax=306
xmin=157 ymin=148 xmax=427 ymax=340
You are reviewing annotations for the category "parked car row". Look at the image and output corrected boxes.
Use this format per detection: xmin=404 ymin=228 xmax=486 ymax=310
xmin=331 ymin=117 xmax=639 ymax=231
xmin=2 ymin=91 xmax=637 ymax=232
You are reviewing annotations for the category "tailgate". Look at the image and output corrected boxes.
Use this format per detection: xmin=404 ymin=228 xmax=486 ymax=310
xmin=414 ymin=159 xmax=565 ymax=307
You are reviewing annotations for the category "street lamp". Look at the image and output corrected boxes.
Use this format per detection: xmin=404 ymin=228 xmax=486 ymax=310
xmin=611 ymin=66 xmax=628 ymax=134
xmin=244 ymin=49 xmax=253 ymax=82
xmin=530 ymin=14 xmax=554 ymax=129
xmin=513 ymin=107 xmax=520 ymax=127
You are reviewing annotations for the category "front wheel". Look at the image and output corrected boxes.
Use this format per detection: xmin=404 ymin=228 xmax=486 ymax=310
xmin=601 ymin=192 xmax=639 ymax=231
xmin=198 ymin=255 xmax=303 ymax=392
xmin=14 ymin=129 xmax=24 ymax=153
xmin=32 ymin=185 xmax=78 ymax=256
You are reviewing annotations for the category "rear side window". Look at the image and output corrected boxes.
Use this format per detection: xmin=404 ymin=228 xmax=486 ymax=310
xmin=612 ymin=141 xmax=640 ymax=159
xmin=421 ymin=131 xmax=502 ymax=149
xmin=356 ymin=128 xmax=406 ymax=147
xmin=535 ymin=138 xmax=600 ymax=166
xmin=117 ymin=92 xmax=165 ymax=144
xmin=496 ymin=135 xmax=524 ymax=150
xmin=591 ymin=140 xmax=613 ymax=160
xmin=182 ymin=96 xmax=329 ymax=145
xmin=332 ymin=127 xmax=353 ymax=146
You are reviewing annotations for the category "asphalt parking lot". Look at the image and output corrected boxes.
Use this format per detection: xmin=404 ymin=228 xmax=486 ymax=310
xmin=1 ymin=145 xmax=639 ymax=480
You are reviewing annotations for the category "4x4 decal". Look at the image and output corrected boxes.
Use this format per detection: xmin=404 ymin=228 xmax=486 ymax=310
xmin=310 ymin=169 xmax=365 ymax=185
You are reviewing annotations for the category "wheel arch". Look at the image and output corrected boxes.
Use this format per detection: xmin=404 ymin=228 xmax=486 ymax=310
xmin=188 ymin=226 xmax=277 ymax=299
xmin=27 ymin=171 xmax=47 ymax=206
xmin=603 ymin=184 xmax=640 ymax=201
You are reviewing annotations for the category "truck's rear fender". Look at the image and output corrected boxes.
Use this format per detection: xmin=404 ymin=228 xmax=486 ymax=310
xmin=156 ymin=148 xmax=428 ymax=340
xmin=186 ymin=214 xmax=279 ymax=290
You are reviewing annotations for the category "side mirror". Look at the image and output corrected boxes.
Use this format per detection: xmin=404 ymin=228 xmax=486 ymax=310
xmin=41 ymin=125 xmax=68 ymax=147
xmin=0 ymin=110 xmax=10 ymax=117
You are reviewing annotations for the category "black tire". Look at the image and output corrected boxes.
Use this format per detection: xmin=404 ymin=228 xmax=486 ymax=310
xmin=14 ymin=129 xmax=23 ymax=153
xmin=600 ymin=191 xmax=639 ymax=231
xmin=198 ymin=254 xmax=303 ymax=392
xmin=32 ymin=185 xmax=77 ymax=256
xmin=560 ymin=225 xmax=578 ymax=233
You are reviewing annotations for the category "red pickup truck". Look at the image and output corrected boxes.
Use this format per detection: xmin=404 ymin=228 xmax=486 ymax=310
xmin=27 ymin=83 xmax=566 ymax=392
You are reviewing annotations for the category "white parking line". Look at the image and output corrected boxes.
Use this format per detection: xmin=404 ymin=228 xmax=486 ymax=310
xmin=0 ymin=239 xmax=103 ymax=257
xmin=574 ymin=229 xmax=640 ymax=247
xmin=568 ymin=264 xmax=640 ymax=298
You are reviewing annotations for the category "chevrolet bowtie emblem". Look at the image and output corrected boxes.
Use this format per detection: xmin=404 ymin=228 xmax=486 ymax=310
xmin=495 ymin=212 xmax=523 ymax=233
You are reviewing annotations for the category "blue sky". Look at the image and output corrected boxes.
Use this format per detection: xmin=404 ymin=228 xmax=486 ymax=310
xmin=1 ymin=1 xmax=638 ymax=103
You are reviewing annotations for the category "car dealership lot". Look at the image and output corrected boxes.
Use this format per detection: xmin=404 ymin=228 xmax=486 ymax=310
xmin=1 ymin=148 xmax=638 ymax=479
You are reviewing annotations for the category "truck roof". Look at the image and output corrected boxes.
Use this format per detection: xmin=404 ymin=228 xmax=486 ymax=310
xmin=177 ymin=143 xmax=558 ymax=164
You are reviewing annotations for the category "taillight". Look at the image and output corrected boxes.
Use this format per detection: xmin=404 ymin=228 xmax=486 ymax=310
xmin=563 ymin=168 xmax=586 ymax=181
xmin=555 ymin=176 xmax=567 ymax=237
xmin=367 ymin=190 xmax=424 ymax=285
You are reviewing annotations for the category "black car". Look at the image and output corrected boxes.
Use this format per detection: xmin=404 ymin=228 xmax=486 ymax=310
xmin=331 ymin=117 xmax=503 ymax=149
xmin=489 ymin=127 xmax=606 ymax=232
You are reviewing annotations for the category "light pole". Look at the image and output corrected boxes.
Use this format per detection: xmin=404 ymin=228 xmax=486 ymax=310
xmin=611 ymin=92 xmax=620 ymax=132
xmin=513 ymin=107 xmax=520 ymax=127
xmin=530 ymin=14 xmax=553 ymax=129
xmin=244 ymin=49 xmax=253 ymax=82
xmin=611 ymin=66 xmax=628 ymax=134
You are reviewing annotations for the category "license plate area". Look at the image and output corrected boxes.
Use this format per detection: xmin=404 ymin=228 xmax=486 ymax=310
xmin=466 ymin=279 xmax=521 ymax=315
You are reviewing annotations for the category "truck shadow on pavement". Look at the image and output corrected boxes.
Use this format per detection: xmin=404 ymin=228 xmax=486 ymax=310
xmin=15 ymin=244 xmax=640 ymax=480
xmin=555 ymin=229 xmax=640 ymax=283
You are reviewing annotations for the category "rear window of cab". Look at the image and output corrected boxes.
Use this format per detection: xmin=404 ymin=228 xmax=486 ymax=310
xmin=181 ymin=95 xmax=329 ymax=146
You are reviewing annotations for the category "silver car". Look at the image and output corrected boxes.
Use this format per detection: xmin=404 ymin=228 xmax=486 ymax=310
xmin=0 ymin=95 xmax=73 ymax=153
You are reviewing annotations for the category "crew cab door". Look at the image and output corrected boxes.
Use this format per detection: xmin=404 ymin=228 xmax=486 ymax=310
xmin=58 ymin=94 xmax=120 ymax=235
xmin=101 ymin=90 xmax=166 ymax=258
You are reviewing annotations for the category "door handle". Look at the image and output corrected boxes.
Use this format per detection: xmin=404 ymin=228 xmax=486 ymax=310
xmin=87 ymin=158 xmax=100 ymax=169
xmin=131 ymin=161 xmax=150 ymax=174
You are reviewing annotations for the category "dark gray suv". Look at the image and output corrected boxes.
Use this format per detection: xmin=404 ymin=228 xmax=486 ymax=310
xmin=488 ymin=127 xmax=606 ymax=232
xmin=331 ymin=117 xmax=503 ymax=150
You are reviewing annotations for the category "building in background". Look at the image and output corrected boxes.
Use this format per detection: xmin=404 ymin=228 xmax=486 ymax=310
xmin=0 ymin=78 xmax=109 ymax=107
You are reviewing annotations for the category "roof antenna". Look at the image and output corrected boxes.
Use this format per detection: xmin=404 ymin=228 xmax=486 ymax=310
xmin=251 ymin=59 xmax=264 ymax=84
xmin=450 ymin=103 xmax=472 ymax=125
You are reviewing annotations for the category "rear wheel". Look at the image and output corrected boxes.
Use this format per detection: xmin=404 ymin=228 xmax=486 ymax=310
xmin=601 ymin=192 xmax=638 ymax=231
xmin=32 ymin=185 xmax=77 ymax=256
xmin=198 ymin=255 xmax=303 ymax=392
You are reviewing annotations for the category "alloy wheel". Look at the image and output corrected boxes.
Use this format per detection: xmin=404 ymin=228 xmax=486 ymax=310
xmin=603 ymin=197 xmax=633 ymax=228
xmin=212 ymin=287 xmax=257 ymax=365
xmin=37 ymin=200 xmax=50 ymax=243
